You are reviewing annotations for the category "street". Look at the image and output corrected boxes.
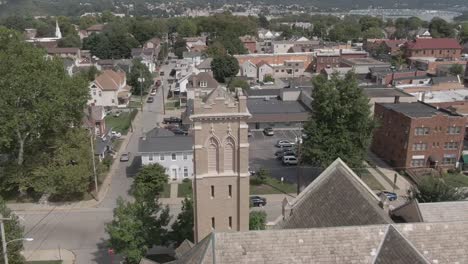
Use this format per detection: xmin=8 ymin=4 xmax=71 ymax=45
xmin=15 ymin=62 xmax=176 ymax=264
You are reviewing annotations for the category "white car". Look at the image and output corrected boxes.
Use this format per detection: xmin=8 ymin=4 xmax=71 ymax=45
xmin=150 ymin=90 xmax=156 ymax=96
xmin=276 ymin=140 xmax=294 ymax=148
xmin=111 ymin=131 xmax=122 ymax=138
xmin=282 ymin=155 xmax=298 ymax=165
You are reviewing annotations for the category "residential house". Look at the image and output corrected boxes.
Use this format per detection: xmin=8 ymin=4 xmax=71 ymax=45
xmin=372 ymin=101 xmax=465 ymax=170
xmin=405 ymin=38 xmax=462 ymax=60
xmin=184 ymin=36 xmax=207 ymax=51
xmin=88 ymin=70 xmax=132 ymax=107
xmin=82 ymin=105 xmax=106 ymax=136
xmin=86 ymin=24 xmax=105 ymax=36
xmin=240 ymin=60 xmax=257 ymax=79
xmin=415 ymin=28 xmax=431 ymax=39
xmin=143 ymin=37 xmax=161 ymax=55
xmin=340 ymin=57 xmax=390 ymax=75
xmin=139 ymin=128 xmax=193 ymax=182
xmin=131 ymin=48 xmax=155 ymax=72
xmin=257 ymin=61 xmax=274 ymax=82
xmin=239 ymin=35 xmax=257 ymax=53
xmin=183 ymin=51 xmax=203 ymax=66
xmin=186 ymin=72 xmax=219 ymax=99
xmin=196 ymin=58 xmax=213 ymax=73
xmin=46 ymin=47 xmax=81 ymax=60
xmin=273 ymin=60 xmax=306 ymax=78
xmin=235 ymin=53 xmax=314 ymax=74
xmin=313 ymin=51 xmax=341 ymax=72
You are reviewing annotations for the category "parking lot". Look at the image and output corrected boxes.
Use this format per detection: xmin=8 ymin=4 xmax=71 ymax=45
xmin=249 ymin=129 xmax=321 ymax=186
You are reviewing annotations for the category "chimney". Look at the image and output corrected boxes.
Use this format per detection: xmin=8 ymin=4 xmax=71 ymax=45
xmin=378 ymin=193 xmax=391 ymax=216
xmin=394 ymin=95 xmax=400 ymax=104
xmin=281 ymin=197 xmax=292 ymax=219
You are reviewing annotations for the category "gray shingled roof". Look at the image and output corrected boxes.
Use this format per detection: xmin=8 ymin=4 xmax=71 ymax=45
xmin=364 ymin=88 xmax=414 ymax=98
xmin=175 ymin=221 xmax=468 ymax=264
xmin=379 ymin=102 xmax=461 ymax=118
xmin=418 ymin=201 xmax=468 ymax=222
xmin=138 ymin=128 xmax=193 ymax=153
xmin=373 ymin=226 xmax=430 ymax=264
xmin=276 ymin=158 xmax=392 ymax=229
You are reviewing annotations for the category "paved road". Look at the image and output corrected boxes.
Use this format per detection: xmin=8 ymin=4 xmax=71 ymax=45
xmin=16 ymin=68 xmax=176 ymax=264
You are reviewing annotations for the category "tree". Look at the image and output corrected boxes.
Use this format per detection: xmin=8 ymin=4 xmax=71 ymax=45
xmin=302 ymin=73 xmax=375 ymax=168
xmin=82 ymin=24 xmax=139 ymax=59
xmin=0 ymin=197 xmax=25 ymax=264
xmin=128 ymin=59 xmax=153 ymax=96
xmin=449 ymin=64 xmax=464 ymax=76
xmin=176 ymin=20 xmax=197 ymax=37
xmin=460 ymin=23 xmax=468 ymax=43
xmin=258 ymin=14 xmax=269 ymax=29
xmin=211 ymin=55 xmax=240 ymax=83
xmin=205 ymin=41 xmax=227 ymax=57
xmin=312 ymin=22 xmax=326 ymax=38
xmin=106 ymin=198 xmax=170 ymax=264
xmin=263 ymin=75 xmax=275 ymax=83
xmin=359 ymin=16 xmax=383 ymax=32
xmin=132 ymin=164 xmax=168 ymax=201
xmin=413 ymin=177 xmax=466 ymax=203
xmin=227 ymin=78 xmax=250 ymax=91
xmin=174 ymin=38 xmax=187 ymax=59
xmin=249 ymin=211 xmax=267 ymax=230
xmin=167 ymin=197 xmax=194 ymax=246
xmin=362 ymin=27 xmax=384 ymax=39
xmin=31 ymin=128 xmax=96 ymax=200
xmin=58 ymin=34 xmax=81 ymax=48
xmin=0 ymin=27 xmax=89 ymax=169
xmin=429 ymin=17 xmax=454 ymax=38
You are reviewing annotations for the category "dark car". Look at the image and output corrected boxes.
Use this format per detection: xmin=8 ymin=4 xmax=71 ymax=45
xmin=171 ymin=128 xmax=188 ymax=135
xmin=275 ymin=148 xmax=292 ymax=156
xmin=377 ymin=191 xmax=398 ymax=201
xmin=276 ymin=150 xmax=296 ymax=160
xmin=163 ymin=117 xmax=182 ymax=124
xmin=250 ymin=196 xmax=267 ymax=207
xmin=146 ymin=97 xmax=154 ymax=103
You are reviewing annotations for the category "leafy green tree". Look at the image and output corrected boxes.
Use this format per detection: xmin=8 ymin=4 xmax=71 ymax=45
xmin=128 ymin=59 xmax=153 ymax=96
xmin=211 ymin=55 xmax=240 ymax=83
xmin=132 ymin=164 xmax=168 ymax=202
xmin=429 ymin=17 xmax=454 ymax=38
xmin=174 ymin=38 xmax=187 ymax=59
xmin=413 ymin=177 xmax=466 ymax=203
xmin=263 ymin=75 xmax=275 ymax=83
xmin=79 ymin=15 xmax=98 ymax=30
xmin=205 ymin=41 xmax=227 ymax=57
xmin=58 ymin=34 xmax=81 ymax=48
xmin=362 ymin=27 xmax=384 ymax=39
xmin=258 ymin=14 xmax=269 ymax=29
xmin=359 ymin=16 xmax=383 ymax=31
xmin=302 ymin=72 xmax=375 ymax=168
xmin=0 ymin=197 xmax=25 ymax=264
xmin=449 ymin=64 xmax=464 ymax=76
xmin=106 ymin=198 xmax=170 ymax=264
xmin=227 ymin=78 xmax=250 ymax=91
xmin=31 ymin=129 xmax=96 ymax=200
xmin=249 ymin=211 xmax=267 ymax=230
xmin=176 ymin=20 xmax=197 ymax=37
xmin=460 ymin=23 xmax=468 ymax=43
xmin=0 ymin=27 xmax=89 ymax=168
xmin=83 ymin=23 xmax=139 ymax=59
xmin=167 ymin=197 xmax=194 ymax=246
xmin=312 ymin=22 xmax=326 ymax=38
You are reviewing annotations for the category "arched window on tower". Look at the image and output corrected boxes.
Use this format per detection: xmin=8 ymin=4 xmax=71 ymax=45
xmin=207 ymin=138 xmax=219 ymax=173
xmin=224 ymin=137 xmax=235 ymax=172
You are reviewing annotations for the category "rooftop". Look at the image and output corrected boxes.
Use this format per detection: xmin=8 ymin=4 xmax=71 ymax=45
xmin=246 ymin=98 xmax=310 ymax=123
xmin=409 ymin=89 xmax=468 ymax=103
xmin=138 ymin=128 xmax=193 ymax=153
xmin=418 ymin=201 xmax=468 ymax=222
xmin=364 ymin=88 xmax=414 ymax=98
xmin=378 ymin=102 xmax=462 ymax=118
xmin=342 ymin=57 xmax=390 ymax=66
xmin=406 ymin=38 xmax=462 ymax=50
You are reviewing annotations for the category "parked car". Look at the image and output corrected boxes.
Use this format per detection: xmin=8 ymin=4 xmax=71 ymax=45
xmin=120 ymin=152 xmax=130 ymax=162
xmin=377 ymin=191 xmax=398 ymax=201
xmin=276 ymin=140 xmax=294 ymax=148
xmin=150 ymin=89 xmax=156 ymax=96
xmin=146 ymin=97 xmax=154 ymax=103
xmin=248 ymin=167 xmax=256 ymax=176
xmin=163 ymin=117 xmax=182 ymax=124
xmin=263 ymin=127 xmax=274 ymax=136
xmin=171 ymin=128 xmax=188 ymax=135
xmin=113 ymin=111 xmax=121 ymax=117
xmin=250 ymin=196 xmax=267 ymax=207
xmin=282 ymin=155 xmax=298 ymax=165
xmin=111 ymin=131 xmax=121 ymax=138
xmin=276 ymin=150 xmax=296 ymax=160
xmin=275 ymin=148 xmax=292 ymax=156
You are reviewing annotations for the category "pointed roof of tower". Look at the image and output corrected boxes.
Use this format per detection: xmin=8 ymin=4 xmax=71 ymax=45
xmin=203 ymin=86 xmax=235 ymax=104
xmin=55 ymin=19 xmax=62 ymax=39
xmin=372 ymin=225 xmax=430 ymax=264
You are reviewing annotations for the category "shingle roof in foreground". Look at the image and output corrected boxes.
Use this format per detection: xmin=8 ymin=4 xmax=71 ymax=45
xmin=418 ymin=201 xmax=468 ymax=223
xmin=275 ymin=158 xmax=392 ymax=229
xmin=172 ymin=221 xmax=468 ymax=264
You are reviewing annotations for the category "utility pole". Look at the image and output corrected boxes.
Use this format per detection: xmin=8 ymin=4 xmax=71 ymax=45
xmin=296 ymin=135 xmax=302 ymax=195
xmin=162 ymin=82 xmax=166 ymax=115
xmin=138 ymin=76 xmax=145 ymax=134
xmin=89 ymin=132 xmax=98 ymax=198
xmin=0 ymin=214 xmax=9 ymax=264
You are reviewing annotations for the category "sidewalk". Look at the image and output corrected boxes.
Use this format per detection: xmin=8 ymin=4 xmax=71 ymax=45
xmin=8 ymin=111 xmax=143 ymax=212
xmin=367 ymin=152 xmax=413 ymax=195
xmin=23 ymin=248 xmax=75 ymax=264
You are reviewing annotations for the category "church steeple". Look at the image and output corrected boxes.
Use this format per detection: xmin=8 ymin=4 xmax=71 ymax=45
xmin=55 ymin=20 xmax=62 ymax=39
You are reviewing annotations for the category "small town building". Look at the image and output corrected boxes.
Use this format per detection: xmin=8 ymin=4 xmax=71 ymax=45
xmin=405 ymin=38 xmax=462 ymax=60
xmin=88 ymin=70 xmax=132 ymax=107
xmin=138 ymin=128 xmax=193 ymax=182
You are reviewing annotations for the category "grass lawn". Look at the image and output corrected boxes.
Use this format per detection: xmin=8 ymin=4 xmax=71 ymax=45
xmin=443 ymin=173 xmax=468 ymax=187
xmin=105 ymin=109 xmax=137 ymax=135
xmin=128 ymin=100 xmax=141 ymax=109
xmin=178 ymin=180 xmax=193 ymax=197
xmin=27 ymin=261 xmax=62 ymax=264
xmin=356 ymin=168 xmax=385 ymax=190
xmin=112 ymin=139 xmax=124 ymax=151
xmin=165 ymin=101 xmax=180 ymax=110
xmin=159 ymin=183 xmax=170 ymax=198
xmin=250 ymin=177 xmax=297 ymax=195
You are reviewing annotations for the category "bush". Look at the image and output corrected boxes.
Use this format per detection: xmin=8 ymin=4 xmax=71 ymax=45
xmin=263 ymin=75 xmax=274 ymax=83
xmin=182 ymin=178 xmax=191 ymax=183
xmin=102 ymin=154 xmax=113 ymax=169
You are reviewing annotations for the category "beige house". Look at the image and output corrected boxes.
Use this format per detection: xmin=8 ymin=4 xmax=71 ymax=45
xmin=88 ymin=70 xmax=131 ymax=107
xmin=191 ymin=87 xmax=251 ymax=242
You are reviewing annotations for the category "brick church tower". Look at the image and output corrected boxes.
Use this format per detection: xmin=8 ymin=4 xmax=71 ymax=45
xmin=190 ymin=87 xmax=251 ymax=242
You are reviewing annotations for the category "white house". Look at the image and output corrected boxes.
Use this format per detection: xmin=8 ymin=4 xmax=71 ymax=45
xmin=139 ymin=128 xmax=194 ymax=182
xmin=241 ymin=60 xmax=258 ymax=79
xmin=257 ymin=61 xmax=274 ymax=82
xmin=89 ymin=70 xmax=132 ymax=107
xmin=131 ymin=48 xmax=156 ymax=72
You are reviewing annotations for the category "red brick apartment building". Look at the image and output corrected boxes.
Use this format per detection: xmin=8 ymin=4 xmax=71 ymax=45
xmin=372 ymin=101 xmax=465 ymax=170
xmin=405 ymin=38 xmax=462 ymax=60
